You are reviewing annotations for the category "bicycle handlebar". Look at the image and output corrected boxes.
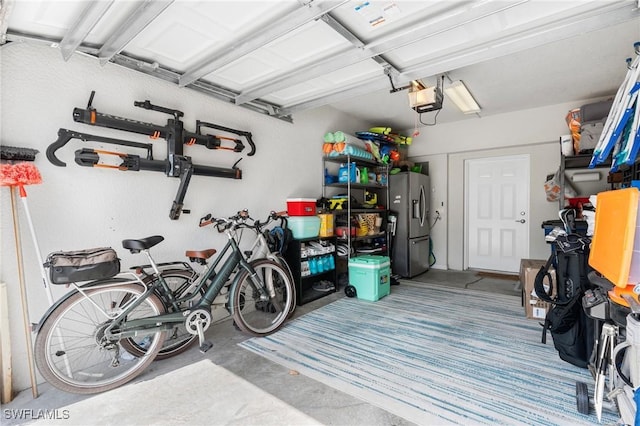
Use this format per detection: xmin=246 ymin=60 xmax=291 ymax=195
xmin=245 ymin=210 xmax=287 ymax=233
xmin=199 ymin=214 xmax=231 ymax=232
xmin=199 ymin=210 xmax=251 ymax=233
xmin=198 ymin=214 xmax=216 ymax=228
xmin=199 ymin=209 xmax=288 ymax=233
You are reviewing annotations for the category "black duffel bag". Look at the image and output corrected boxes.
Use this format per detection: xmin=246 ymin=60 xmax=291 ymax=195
xmin=45 ymin=247 xmax=120 ymax=284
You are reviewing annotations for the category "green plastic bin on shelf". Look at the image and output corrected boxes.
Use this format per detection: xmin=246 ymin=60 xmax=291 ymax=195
xmin=287 ymin=216 xmax=320 ymax=239
xmin=348 ymin=255 xmax=391 ymax=301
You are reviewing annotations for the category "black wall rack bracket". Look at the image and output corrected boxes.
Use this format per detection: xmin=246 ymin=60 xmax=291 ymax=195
xmin=47 ymin=91 xmax=255 ymax=220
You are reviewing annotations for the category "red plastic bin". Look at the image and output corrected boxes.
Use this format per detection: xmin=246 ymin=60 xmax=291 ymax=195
xmin=287 ymin=198 xmax=317 ymax=216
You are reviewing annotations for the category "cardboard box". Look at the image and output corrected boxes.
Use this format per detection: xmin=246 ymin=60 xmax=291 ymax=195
xmin=520 ymin=259 xmax=556 ymax=320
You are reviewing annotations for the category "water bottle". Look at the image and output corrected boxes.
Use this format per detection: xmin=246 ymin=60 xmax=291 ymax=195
xmin=323 ymin=255 xmax=331 ymax=271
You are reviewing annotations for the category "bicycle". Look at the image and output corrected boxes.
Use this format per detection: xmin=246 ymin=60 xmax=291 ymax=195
xmin=34 ymin=212 xmax=295 ymax=394
xmin=121 ymin=209 xmax=296 ymax=360
xmin=239 ymin=210 xmax=295 ymax=311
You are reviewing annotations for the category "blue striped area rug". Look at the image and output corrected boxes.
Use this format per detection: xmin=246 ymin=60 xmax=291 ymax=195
xmin=240 ymin=282 xmax=612 ymax=425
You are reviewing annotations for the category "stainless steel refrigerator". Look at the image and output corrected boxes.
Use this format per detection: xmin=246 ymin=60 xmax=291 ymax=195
xmin=389 ymin=171 xmax=430 ymax=277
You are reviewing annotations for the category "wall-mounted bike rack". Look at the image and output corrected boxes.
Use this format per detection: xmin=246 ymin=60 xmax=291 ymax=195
xmin=47 ymin=91 xmax=257 ymax=220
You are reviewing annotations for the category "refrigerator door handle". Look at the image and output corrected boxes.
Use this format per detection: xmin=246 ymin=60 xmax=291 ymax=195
xmin=419 ymin=185 xmax=426 ymax=227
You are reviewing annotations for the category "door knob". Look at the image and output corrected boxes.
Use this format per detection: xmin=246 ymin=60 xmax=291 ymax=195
xmin=515 ymin=219 xmax=526 ymax=223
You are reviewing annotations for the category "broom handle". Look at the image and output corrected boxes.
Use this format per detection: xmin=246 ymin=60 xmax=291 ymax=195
xmin=10 ymin=187 xmax=39 ymax=398
xmin=18 ymin=187 xmax=74 ymax=380
xmin=18 ymin=186 xmax=54 ymax=305
xmin=1 ymin=282 xmax=13 ymax=403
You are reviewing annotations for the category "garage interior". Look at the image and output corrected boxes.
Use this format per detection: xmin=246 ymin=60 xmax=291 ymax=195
xmin=1 ymin=1 xmax=640 ymax=424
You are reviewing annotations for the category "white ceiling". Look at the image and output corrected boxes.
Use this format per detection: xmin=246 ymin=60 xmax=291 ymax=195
xmin=2 ymin=0 xmax=640 ymax=130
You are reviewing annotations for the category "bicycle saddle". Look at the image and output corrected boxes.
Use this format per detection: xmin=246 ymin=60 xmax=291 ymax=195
xmin=185 ymin=249 xmax=217 ymax=265
xmin=122 ymin=235 xmax=164 ymax=252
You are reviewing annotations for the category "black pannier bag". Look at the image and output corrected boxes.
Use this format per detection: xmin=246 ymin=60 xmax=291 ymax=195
xmin=46 ymin=247 xmax=120 ymax=284
xmin=534 ymin=234 xmax=595 ymax=368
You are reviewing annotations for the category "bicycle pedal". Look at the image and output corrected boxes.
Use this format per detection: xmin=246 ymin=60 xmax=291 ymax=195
xmin=199 ymin=340 xmax=213 ymax=353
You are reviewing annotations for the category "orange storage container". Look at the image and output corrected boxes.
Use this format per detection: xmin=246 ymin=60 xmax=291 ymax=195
xmin=589 ymin=188 xmax=639 ymax=289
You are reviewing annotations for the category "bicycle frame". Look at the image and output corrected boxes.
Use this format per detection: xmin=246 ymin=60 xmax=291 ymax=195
xmin=240 ymin=213 xmax=289 ymax=264
xmin=101 ymin=226 xmax=273 ymax=341
xmin=245 ymin=230 xmax=278 ymax=263
xmin=243 ymin=226 xmax=294 ymax=286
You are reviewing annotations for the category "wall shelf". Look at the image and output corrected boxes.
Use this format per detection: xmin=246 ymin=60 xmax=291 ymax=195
xmin=283 ymin=237 xmax=337 ymax=306
xmin=559 ymin=152 xmax=612 ymax=207
xmin=322 ymin=154 xmax=390 ymax=261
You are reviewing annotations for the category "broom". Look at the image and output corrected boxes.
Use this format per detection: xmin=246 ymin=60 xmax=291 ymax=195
xmin=0 ymin=147 xmax=53 ymax=303
xmin=1 ymin=145 xmax=45 ymax=398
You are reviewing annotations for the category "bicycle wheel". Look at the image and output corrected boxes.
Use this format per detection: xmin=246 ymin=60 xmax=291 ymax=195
xmin=120 ymin=269 xmax=200 ymax=360
xmin=230 ymin=259 xmax=294 ymax=336
xmin=34 ymin=283 xmax=165 ymax=394
xmin=273 ymin=253 xmax=297 ymax=318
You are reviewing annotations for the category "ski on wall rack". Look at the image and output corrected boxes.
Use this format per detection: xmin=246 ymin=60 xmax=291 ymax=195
xmin=47 ymin=91 xmax=256 ymax=220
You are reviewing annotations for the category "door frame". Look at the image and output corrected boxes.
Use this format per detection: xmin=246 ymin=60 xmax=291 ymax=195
xmin=463 ymin=154 xmax=530 ymax=272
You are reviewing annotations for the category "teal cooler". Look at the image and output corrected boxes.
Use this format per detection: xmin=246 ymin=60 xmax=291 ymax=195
xmin=348 ymin=255 xmax=391 ymax=301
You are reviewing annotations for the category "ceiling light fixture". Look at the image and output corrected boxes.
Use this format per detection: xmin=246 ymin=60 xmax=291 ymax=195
xmin=444 ymin=80 xmax=481 ymax=114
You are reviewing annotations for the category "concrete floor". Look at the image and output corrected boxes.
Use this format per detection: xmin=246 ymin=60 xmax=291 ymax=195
xmin=3 ymin=269 xmax=522 ymax=426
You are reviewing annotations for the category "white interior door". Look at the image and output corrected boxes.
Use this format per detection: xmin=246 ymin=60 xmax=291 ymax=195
xmin=465 ymin=155 xmax=530 ymax=273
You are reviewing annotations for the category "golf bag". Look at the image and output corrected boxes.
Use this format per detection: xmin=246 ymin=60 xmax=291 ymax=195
xmin=534 ymin=234 xmax=595 ymax=368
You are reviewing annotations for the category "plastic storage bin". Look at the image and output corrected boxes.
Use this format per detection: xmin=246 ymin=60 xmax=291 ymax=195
xmin=287 ymin=216 xmax=321 ymax=239
xmin=287 ymin=198 xmax=317 ymax=216
xmin=590 ymin=188 xmax=639 ymax=288
xmin=348 ymin=255 xmax=391 ymax=301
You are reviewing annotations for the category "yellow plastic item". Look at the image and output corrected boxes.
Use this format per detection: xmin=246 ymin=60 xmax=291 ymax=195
xmin=318 ymin=213 xmax=334 ymax=237
xmin=391 ymin=133 xmax=412 ymax=145
xmin=355 ymin=215 xmax=368 ymax=236
xmin=589 ymin=187 xmax=639 ymax=289
xmin=369 ymin=127 xmax=391 ymax=135
xmin=328 ymin=198 xmax=347 ymax=210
